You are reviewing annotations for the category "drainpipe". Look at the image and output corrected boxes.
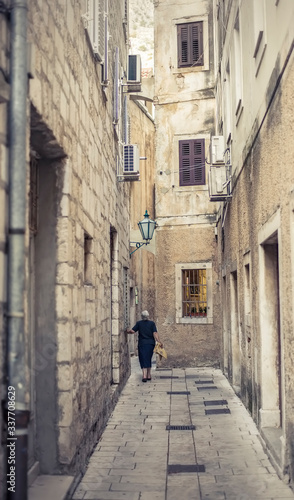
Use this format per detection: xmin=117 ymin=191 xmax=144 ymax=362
xmin=5 ymin=1 xmax=29 ymax=499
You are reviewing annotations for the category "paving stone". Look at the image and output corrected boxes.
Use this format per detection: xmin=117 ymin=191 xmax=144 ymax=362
xmin=70 ymin=361 xmax=294 ymax=500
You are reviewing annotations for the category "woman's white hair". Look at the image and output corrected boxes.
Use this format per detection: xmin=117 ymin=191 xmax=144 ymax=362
xmin=141 ymin=310 xmax=149 ymax=319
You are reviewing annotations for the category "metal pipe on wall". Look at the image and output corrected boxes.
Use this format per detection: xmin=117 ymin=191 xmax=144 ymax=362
xmin=6 ymin=0 xmax=29 ymax=498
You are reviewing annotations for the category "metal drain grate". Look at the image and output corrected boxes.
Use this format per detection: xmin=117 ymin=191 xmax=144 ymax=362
xmin=204 ymin=400 xmax=228 ymax=406
xmin=195 ymin=380 xmax=214 ymax=384
xmin=205 ymin=408 xmax=231 ymax=415
xmin=167 ymin=391 xmax=190 ymax=395
xmin=197 ymin=386 xmax=217 ymax=391
xmin=160 ymin=376 xmax=179 ymax=379
xmin=166 ymin=425 xmax=195 ymax=430
xmin=168 ymin=464 xmax=205 ymax=474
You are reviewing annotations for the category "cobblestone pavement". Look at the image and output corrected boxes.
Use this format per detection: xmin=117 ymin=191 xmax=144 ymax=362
xmin=71 ymin=358 xmax=294 ymax=500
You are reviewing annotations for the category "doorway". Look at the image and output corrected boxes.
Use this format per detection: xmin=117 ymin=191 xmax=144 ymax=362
xmin=259 ymin=230 xmax=283 ymax=429
xmin=230 ymin=270 xmax=241 ymax=391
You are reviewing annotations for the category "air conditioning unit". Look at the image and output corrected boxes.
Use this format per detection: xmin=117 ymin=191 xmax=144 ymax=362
xmin=210 ymin=136 xmax=225 ymax=164
xmin=208 ymin=164 xmax=231 ymax=201
xmin=123 ymin=144 xmax=140 ymax=178
xmin=127 ymin=55 xmax=141 ymax=83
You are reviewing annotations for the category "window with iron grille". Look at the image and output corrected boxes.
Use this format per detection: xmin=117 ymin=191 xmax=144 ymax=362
xmin=177 ymin=22 xmax=203 ymax=68
xmin=176 ymin=262 xmax=213 ymax=324
xmin=123 ymin=267 xmax=129 ymax=330
xmin=182 ymin=269 xmax=207 ymax=317
xmin=84 ymin=233 xmax=93 ymax=285
xmin=29 ymin=155 xmax=39 ymax=235
xmin=179 ymin=139 xmax=205 ymax=186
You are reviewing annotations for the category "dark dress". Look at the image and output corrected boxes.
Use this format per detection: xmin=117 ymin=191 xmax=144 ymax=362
xmin=132 ymin=319 xmax=157 ymax=368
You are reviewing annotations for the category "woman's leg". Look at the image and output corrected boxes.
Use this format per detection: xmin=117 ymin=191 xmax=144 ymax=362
xmin=147 ymin=367 xmax=151 ymax=380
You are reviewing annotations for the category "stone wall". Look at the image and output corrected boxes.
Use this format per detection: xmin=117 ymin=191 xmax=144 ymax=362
xmin=0 ymin=6 xmax=9 ymax=494
xmin=1 ymin=0 xmax=133 ymax=479
xmin=214 ymin=0 xmax=294 ymax=482
xmin=154 ymin=0 xmax=221 ymax=367
xmin=128 ymin=80 xmax=156 ymax=348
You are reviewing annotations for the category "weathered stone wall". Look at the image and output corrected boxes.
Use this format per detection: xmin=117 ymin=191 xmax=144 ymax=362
xmin=215 ymin=0 xmax=294 ymax=481
xmin=25 ymin=0 xmax=131 ymax=476
xmin=154 ymin=0 xmax=221 ymax=366
xmin=0 ymin=6 xmax=9 ymax=495
xmin=220 ymin=52 xmax=294 ymax=478
xmin=128 ymin=81 xmax=156 ymax=343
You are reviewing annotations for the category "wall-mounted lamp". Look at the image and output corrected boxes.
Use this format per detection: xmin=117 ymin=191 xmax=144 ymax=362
xmin=130 ymin=210 xmax=156 ymax=257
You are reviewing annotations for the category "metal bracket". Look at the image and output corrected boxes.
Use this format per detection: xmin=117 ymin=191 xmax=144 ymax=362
xmin=129 ymin=241 xmax=149 ymax=256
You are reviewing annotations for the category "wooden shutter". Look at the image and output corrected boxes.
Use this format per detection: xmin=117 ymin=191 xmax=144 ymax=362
xmin=179 ymin=139 xmax=205 ymax=186
xmin=122 ymin=95 xmax=129 ymax=144
xmin=113 ymin=47 xmax=120 ymax=123
xmin=177 ymin=22 xmax=203 ymax=67
xmin=178 ymin=24 xmax=189 ymax=66
xmin=192 ymin=23 xmax=203 ymax=66
xmin=103 ymin=0 xmax=108 ymax=82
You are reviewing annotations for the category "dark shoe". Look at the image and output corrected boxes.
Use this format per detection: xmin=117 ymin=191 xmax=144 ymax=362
xmin=142 ymin=378 xmax=147 ymax=382
xmin=147 ymin=377 xmax=151 ymax=381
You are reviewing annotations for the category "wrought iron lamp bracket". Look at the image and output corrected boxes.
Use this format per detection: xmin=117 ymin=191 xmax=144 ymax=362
xmin=129 ymin=241 xmax=150 ymax=257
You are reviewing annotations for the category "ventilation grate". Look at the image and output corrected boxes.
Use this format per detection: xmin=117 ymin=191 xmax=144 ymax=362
xmin=160 ymin=376 xmax=179 ymax=379
xmin=168 ymin=464 xmax=205 ymax=474
xmin=167 ymin=391 xmax=190 ymax=395
xmin=166 ymin=425 xmax=195 ymax=431
xmin=205 ymin=408 xmax=231 ymax=415
xmin=195 ymin=380 xmax=214 ymax=384
xmin=204 ymin=400 xmax=228 ymax=406
xmin=197 ymin=386 xmax=218 ymax=391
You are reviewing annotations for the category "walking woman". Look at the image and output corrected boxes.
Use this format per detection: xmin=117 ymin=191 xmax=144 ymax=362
xmin=127 ymin=310 xmax=163 ymax=382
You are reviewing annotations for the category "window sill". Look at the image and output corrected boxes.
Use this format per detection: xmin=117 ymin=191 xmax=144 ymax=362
xmin=176 ymin=316 xmax=213 ymax=325
xmin=172 ymin=66 xmax=206 ymax=75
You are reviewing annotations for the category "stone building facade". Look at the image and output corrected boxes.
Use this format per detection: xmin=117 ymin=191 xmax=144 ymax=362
xmin=213 ymin=0 xmax=294 ymax=484
xmin=128 ymin=76 xmax=156 ymax=351
xmin=153 ymin=0 xmax=221 ymax=366
xmin=0 ymin=0 xmax=154 ymax=495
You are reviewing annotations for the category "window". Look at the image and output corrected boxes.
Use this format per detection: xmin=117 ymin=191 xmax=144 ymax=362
xmin=84 ymin=233 xmax=93 ymax=285
xmin=123 ymin=267 xmax=129 ymax=330
xmin=179 ymin=139 xmax=205 ymax=186
xmin=253 ymin=0 xmax=267 ymax=76
xmin=182 ymin=269 xmax=207 ymax=317
xmin=29 ymin=154 xmax=39 ymax=235
xmin=177 ymin=22 xmax=203 ymax=68
xmin=233 ymin=12 xmax=243 ymax=120
xmin=176 ymin=262 xmax=213 ymax=324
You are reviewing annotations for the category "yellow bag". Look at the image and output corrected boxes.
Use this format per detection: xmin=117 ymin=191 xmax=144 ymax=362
xmin=154 ymin=342 xmax=167 ymax=359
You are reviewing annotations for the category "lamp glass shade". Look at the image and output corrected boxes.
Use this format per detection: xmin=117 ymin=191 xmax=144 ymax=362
xmin=138 ymin=210 xmax=156 ymax=241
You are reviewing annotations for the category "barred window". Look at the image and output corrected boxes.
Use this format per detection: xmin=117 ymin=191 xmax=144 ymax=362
xmin=182 ymin=269 xmax=207 ymax=317
xmin=29 ymin=155 xmax=39 ymax=235
xmin=176 ymin=262 xmax=213 ymax=324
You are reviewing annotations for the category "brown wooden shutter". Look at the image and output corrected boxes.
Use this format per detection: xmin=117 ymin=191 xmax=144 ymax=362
xmin=192 ymin=22 xmax=203 ymax=66
xmin=193 ymin=139 xmax=205 ymax=184
xmin=177 ymin=22 xmax=203 ymax=68
xmin=179 ymin=139 xmax=205 ymax=186
xmin=178 ymin=24 xmax=189 ymax=66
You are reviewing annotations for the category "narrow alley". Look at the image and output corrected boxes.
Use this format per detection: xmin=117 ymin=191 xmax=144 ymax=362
xmin=70 ymin=358 xmax=294 ymax=500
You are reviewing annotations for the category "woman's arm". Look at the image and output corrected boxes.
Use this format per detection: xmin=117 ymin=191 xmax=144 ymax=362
xmin=126 ymin=328 xmax=135 ymax=334
xmin=153 ymin=331 xmax=163 ymax=346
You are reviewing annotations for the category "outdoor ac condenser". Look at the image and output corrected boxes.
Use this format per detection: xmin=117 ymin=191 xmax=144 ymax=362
xmin=210 ymin=136 xmax=225 ymax=164
xmin=208 ymin=164 xmax=231 ymax=201
xmin=127 ymin=55 xmax=141 ymax=83
xmin=123 ymin=144 xmax=140 ymax=176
